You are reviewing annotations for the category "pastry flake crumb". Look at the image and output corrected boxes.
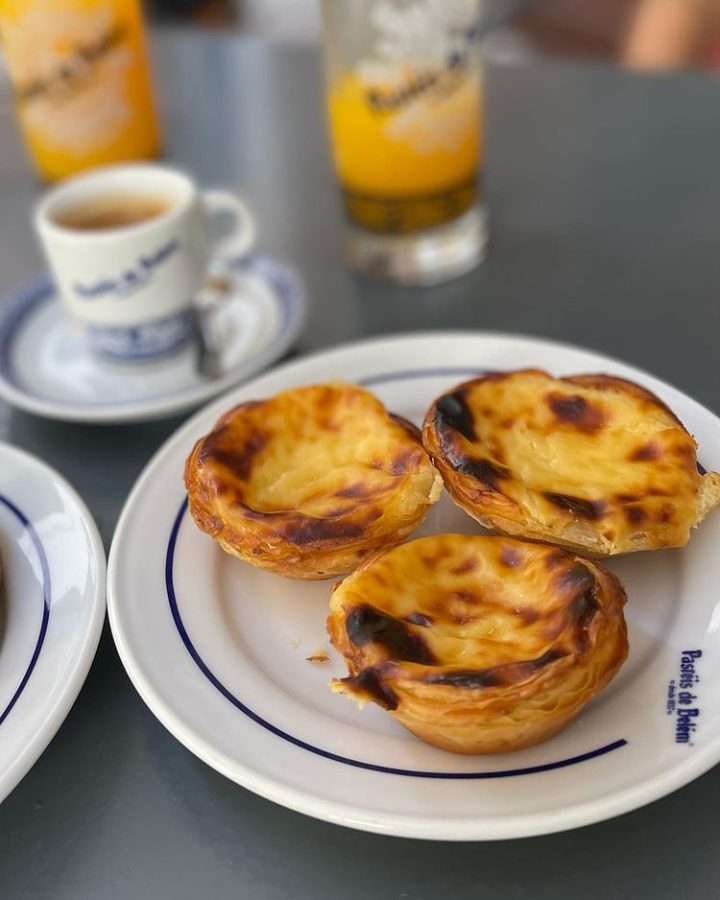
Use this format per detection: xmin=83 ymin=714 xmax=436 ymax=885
xmin=288 ymin=638 xmax=300 ymax=649
xmin=306 ymin=648 xmax=330 ymax=664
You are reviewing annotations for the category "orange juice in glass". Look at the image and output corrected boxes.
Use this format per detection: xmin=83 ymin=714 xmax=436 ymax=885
xmin=0 ymin=0 xmax=160 ymax=182
xmin=323 ymin=0 xmax=486 ymax=284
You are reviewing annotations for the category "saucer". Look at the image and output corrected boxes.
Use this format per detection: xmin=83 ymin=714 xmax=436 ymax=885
xmin=0 ymin=254 xmax=306 ymax=423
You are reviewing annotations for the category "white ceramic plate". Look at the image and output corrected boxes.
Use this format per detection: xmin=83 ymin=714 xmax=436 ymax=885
xmin=0 ymin=254 xmax=305 ymax=424
xmin=0 ymin=443 xmax=105 ymax=803
xmin=107 ymin=332 xmax=720 ymax=840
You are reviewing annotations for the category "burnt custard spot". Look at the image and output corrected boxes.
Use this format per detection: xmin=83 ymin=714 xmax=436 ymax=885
xmin=629 ymin=440 xmax=661 ymax=462
xmin=346 ymin=667 xmax=398 ymax=710
xmin=499 ymin=545 xmax=523 ymax=568
xmin=334 ymin=483 xmax=371 ymax=500
xmin=673 ymin=443 xmax=695 ymax=463
xmin=426 ymin=669 xmax=502 ymax=689
xmin=217 ymin=481 xmax=244 ymax=503
xmin=519 ymin=607 xmax=540 ymax=625
xmin=545 ymin=549 xmax=569 ymax=570
xmin=545 ymin=492 xmax=606 ymax=520
xmin=434 ymin=390 xmax=476 ymax=441
xmin=546 ymin=564 xmax=599 ymax=652
xmin=453 ymin=589 xmax=480 ymax=605
xmin=567 ymin=590 xmax=599 ymax=652
xmin=546 ymin=392 xmax=606 ymax=431
xmin=281 ymin=515 xmax=367 ymax=545
xmin=568 ymin=589 xmax=599 ymax=625
xmin=200 ymin=429 xmax=268 ymax=480
xmin=390 ymin=449 xmax=422 ymax=476
xmin=525 ymin=646 xmax=566 ymax=670
xmin=346 ymin=604 xmax=436 ymax=664
xmin=326 ymin=506 xmax=354 ymax=518
xmin=405 ymin=612 xmax=433 ymax=627
xmin=426 ymin=647 xmax=566 ymax=690
xmin=504 ymin=648 xmax=566 ymax=683
xmin=451 ymin=556 xmax=477 ymax=575
xmin=659 ymin=503 xmax=675 ymax=523
xmin=553 ymin=562 xmax=596 ymax=596
xmin=434 ymin=412 xmax=509 ymax=489
xmin=624 ymin=505 xmax=647 ymax=525
xmin=453 ymin=455 xmax=509 ymax=488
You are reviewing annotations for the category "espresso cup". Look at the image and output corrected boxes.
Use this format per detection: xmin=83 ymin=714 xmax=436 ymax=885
xmin=34 ymin=163 xmax=255 ymax=361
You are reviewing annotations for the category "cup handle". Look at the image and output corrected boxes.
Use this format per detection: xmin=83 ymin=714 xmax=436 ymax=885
xmin=201 ymin=189 xmax=256 ymax=260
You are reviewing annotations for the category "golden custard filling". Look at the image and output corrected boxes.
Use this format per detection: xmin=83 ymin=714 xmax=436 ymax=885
xmin=329 ymin=534 xmax=628 ymax=754
xmin=185 ymin=381 xmax=442 ymax=579
xmin=233 ymin=393 xmax=433 ymax=519
xmin=423 ymin=370 xmax=720 ymax=555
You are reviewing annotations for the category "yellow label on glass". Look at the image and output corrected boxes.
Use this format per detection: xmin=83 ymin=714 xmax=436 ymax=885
xmin=327 ymin=63 xmax=482 ymax=233
xmin=0 ymin=0 xmax=160 ymax=180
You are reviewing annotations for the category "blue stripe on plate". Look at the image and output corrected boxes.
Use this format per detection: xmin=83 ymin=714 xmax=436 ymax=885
xmin=0 ymin=492 xmax=52 ymax=727
xmin=361 ymin=367 xmax=487 ymax=386
xmin=0 ymin=277 xmax=55 ymax=386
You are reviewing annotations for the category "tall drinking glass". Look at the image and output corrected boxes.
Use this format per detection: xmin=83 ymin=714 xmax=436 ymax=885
xmin=322 ymin=0 xmax=487 ymax=285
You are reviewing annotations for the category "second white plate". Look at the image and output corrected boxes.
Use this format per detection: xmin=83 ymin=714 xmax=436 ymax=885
xmin=0 ymin=443 xmax=106 ymax=803
xmin=107 ymin=332 xmax=720 ymax=839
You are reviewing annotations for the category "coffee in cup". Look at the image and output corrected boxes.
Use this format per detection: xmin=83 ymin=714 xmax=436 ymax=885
xmin=53 ymin=194 xmax=171 ymax=231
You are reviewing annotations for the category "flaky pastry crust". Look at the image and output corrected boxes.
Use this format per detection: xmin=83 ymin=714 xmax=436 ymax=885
xmin=328 ymin=534 xmax=628 ymax=754
xmin=422 ymin=370 xmax=720 ymax=556
xmin=185 ymin=381 xmax=442 ymax=579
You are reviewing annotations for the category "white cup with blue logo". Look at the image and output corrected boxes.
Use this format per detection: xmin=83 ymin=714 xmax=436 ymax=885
xmin=34 ymin=163 xmax=255 ymax=362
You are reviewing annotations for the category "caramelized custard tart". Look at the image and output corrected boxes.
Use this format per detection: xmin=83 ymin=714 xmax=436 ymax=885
xmin=185 ymin=382 xmax=442 ymax=579
xmin=328 ymin=534 xmax=628 ymax=754
xmin=423 ymin=370 xmax=720 ymax=556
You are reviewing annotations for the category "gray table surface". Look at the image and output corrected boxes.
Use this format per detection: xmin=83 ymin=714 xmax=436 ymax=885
xmin=1 ymin=29 xmax=720 ymax=900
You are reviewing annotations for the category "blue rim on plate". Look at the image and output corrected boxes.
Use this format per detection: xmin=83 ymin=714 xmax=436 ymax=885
xmin=164 ymin=366 xmax=629 ymax=779
xmin=0 ymin=492 xmax=51 ymax=728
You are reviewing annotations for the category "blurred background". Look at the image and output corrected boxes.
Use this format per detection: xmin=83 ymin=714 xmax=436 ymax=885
xmin=144 ymin=0 xmax=720 ymax=71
